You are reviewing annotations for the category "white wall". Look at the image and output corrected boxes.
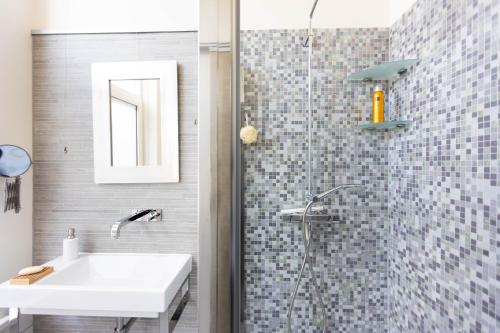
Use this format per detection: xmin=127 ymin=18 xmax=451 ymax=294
xmin=31 ymin=0 xmax=416 ymax=35
xmin=0 ymin=0 xmax=33 ymax=317
xmin=389 ymin=0 xmax=417 ymax=25
xmin=241 ymin=0 xmax=417 ymax=30
xmin=32 ymin=0 xmax=198 ymax=32
xmin=242 ymin=0 xmax=391 ymax=30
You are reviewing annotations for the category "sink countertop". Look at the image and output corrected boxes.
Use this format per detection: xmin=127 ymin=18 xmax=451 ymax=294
xmin=0 ymin=253 xmax=192 ymax=318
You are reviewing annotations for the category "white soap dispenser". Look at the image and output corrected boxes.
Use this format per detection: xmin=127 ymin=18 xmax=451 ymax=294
xmin=63 ymin=228 xmax=79 ymax=261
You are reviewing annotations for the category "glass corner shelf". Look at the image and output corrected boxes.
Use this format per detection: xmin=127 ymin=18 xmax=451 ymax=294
xmin=361 ymin=120 xmax=412 ymax=130
xmin=347 ymin=59 xmax=418 ymax=81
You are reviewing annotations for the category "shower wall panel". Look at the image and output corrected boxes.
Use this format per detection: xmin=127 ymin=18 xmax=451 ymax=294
xmin=388 ymin=0 xmax=500 ymax=332
xmin=241 ymin=28 xmax=390 ymax=333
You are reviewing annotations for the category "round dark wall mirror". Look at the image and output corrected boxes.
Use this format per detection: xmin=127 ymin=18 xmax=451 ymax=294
xmin=0 ymin=145 xmax=32 ymax=177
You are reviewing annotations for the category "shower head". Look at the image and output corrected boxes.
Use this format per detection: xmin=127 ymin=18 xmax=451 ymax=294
xmin=313 ymin=184 xmax=364 ymax=202
xmin=309 ymin=0 xmax=320 ymax=19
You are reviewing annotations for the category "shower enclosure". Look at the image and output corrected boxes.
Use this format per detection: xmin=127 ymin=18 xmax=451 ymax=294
xmin=230 ymin=0 xmax=499 ymax=333
xmin=234 ymin=0 xmax=388 ymax=332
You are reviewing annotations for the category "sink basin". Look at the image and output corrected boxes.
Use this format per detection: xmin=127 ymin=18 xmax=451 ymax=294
xmin=0 ymin=253 xmax=192 ymax=318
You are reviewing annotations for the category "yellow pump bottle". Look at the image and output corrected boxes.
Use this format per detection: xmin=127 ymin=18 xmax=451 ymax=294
xmin=372 ymin=85 xmax=385 ymax=123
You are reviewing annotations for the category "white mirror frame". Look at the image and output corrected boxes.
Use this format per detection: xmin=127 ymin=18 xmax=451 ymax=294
xmin=91 ymin=61 xmax=179 ymax=183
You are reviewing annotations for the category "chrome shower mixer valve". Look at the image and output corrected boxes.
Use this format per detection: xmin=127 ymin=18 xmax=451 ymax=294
xmin=287 ymin=184 xmax=364 ymax=333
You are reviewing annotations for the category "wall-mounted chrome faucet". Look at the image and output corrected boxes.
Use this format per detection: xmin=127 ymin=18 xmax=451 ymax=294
xmin=110 ymin=209 xmax=162 ymax=239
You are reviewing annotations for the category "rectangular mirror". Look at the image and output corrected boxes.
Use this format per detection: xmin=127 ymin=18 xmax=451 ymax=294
xmin=92 ymin=61 xmax=179 ymax=183
xmin=110 ymin=79 xmax=161 ymax=167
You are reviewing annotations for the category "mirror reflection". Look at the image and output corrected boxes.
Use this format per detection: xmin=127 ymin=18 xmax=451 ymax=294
xmin=109 ymin=79 xmax=161 ymax=167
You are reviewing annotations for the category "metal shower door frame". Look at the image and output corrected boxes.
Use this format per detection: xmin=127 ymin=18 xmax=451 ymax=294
xmin=230 ymin=0 xmax=242 ymax=332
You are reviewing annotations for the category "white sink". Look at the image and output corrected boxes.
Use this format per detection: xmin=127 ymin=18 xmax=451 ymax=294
xmin=0 ymin=253 xmax=192 ymax=318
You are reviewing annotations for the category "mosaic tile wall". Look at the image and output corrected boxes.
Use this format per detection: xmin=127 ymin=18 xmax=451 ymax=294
xmin=241 ymin=1 xmax=499 ymax=332
xmin=241 ymin=29 xmax=391 ymax=333
xmin=388 ymin=0 xmax=500 ymax=332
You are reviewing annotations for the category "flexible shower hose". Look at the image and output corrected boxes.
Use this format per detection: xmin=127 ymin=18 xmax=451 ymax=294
xmin=286 ymin=200 xmax=327 ymax=333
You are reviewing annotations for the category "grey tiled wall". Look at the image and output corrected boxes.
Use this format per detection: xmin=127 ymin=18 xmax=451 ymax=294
xmin=32 ymin=32 xmax=198 ymax=333
xmin=388 ymin=0 xmax=499 ymax=332
xmin=241 ymin=1 xmax=499 ymax=332
xmin=241 ymin=29 xmax=390 ymax=333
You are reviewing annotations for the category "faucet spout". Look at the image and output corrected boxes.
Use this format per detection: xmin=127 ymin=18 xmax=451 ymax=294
xmin=110 ymin=209 xmax=162 ymax=239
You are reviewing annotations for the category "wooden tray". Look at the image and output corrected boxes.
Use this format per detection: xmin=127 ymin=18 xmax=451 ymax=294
xmin=10 ymin=266 xmax=54 ymax=285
